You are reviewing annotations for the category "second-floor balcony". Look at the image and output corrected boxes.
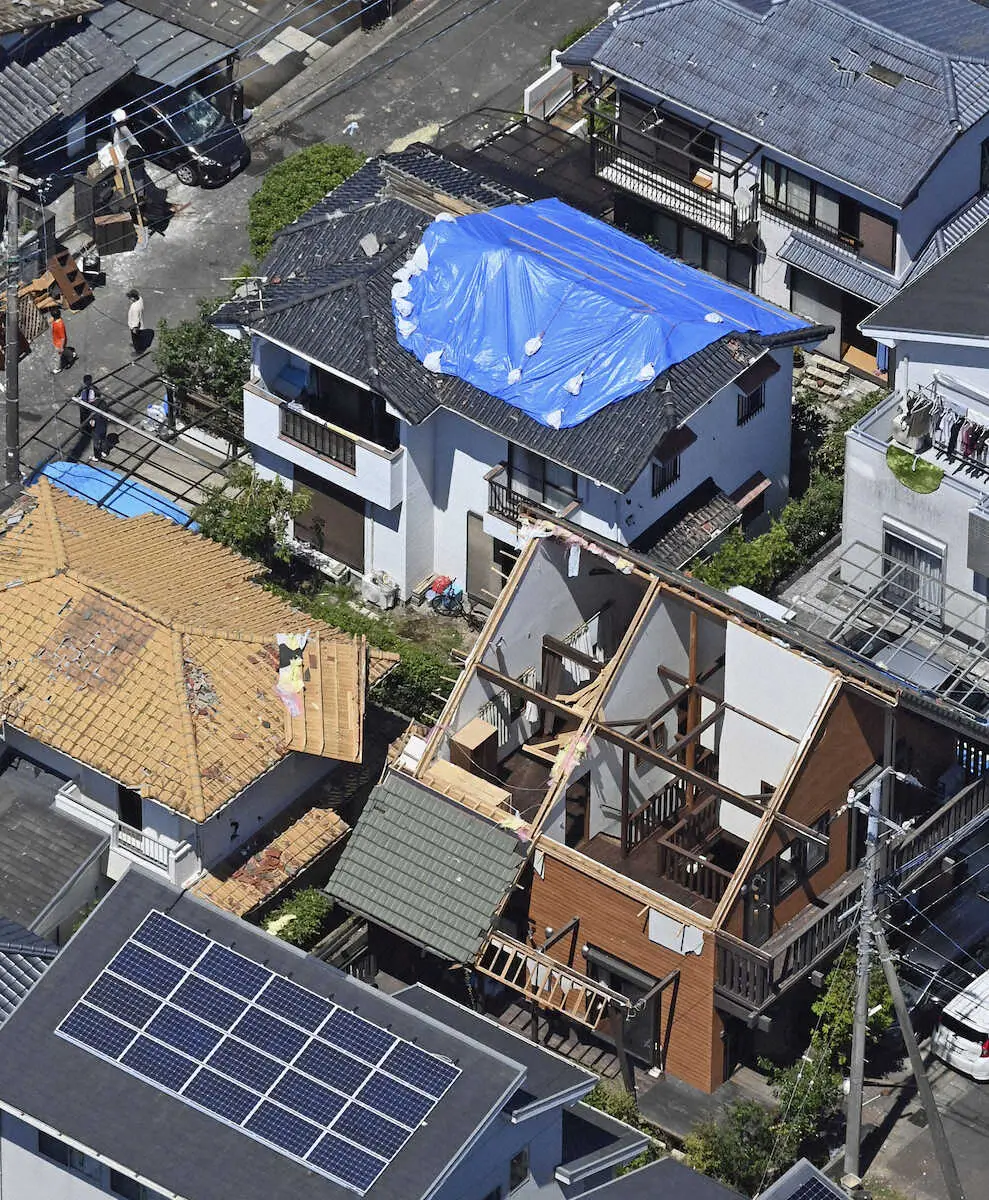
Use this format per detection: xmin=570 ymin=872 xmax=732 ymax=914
xmin=486 ymin=463 xmax=580 ymax=529
xmin=585 ymin=84 xmax=759 ymax=243
xmin=244 ymin=380 xmax=405 ymax=511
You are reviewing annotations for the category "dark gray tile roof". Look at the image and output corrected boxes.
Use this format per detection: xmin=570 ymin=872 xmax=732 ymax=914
xmin=326 ymin=773 xmax=527 ymax=964
xmin=0 ymin=756 xmax=107 ymax=928
xmin=90 ymin=0 xmax=230 ymax=85
xmin=0 ymin=1 xmax=100 ymax=35
xmin=0 ymin=869 xmax=527 ymax=1200
xmin=585 ymin=1157 xmax=744 ymax=1200
xmin=118 ymin=0 xmax=264 ymax=49
xmin=562 ymin=0 xmax=989 ymax=205
xmin=0 ymin=917 xmax=56 ymax=1027
xmin=0 ymin=23 xmax=134 ymax=156
xmin=396 ymin=984 xmax=596 ymax=1113
xmin=217 ymin=145 xmax=828 ymax=493
xmin=862 ymin=219 xmax=989 ymax=338
xmin=907 ymin=190 xmax=989 ymax=281
xmin=778 ymin=230 xmax=898 ymax=305
xmin=632 ymin=478 xmax=741 ymax=569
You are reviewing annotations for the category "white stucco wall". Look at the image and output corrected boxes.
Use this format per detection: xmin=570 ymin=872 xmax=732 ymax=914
xmin=885 ymin=339 xmax=989 ymax=397
xmin=717 ymin=623 xmax=833 ymax=837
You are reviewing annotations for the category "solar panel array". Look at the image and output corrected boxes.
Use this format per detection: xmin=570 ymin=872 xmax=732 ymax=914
xmin=56 ymin=912 xmax=460 ymax=1194
xmin=785 ymin=1178 xmax=844 ymax=1200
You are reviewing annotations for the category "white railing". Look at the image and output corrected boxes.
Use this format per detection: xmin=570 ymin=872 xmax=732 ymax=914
xmin=113 ymin=822 xmax=173 ymax=871
xmin=479 ymin=667 xmax=536 ymax=748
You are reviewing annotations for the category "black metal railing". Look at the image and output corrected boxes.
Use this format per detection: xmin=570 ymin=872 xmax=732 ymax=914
xmin=585 ymin=98 xmax=757 ymax=242
xmin=759 ymin=193 xmax=863 ymax=254
xmin=280 ymin=406 xmax=356 ymax=470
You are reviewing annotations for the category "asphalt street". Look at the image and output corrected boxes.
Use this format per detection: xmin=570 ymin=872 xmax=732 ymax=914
xmin=12 ymin=0 xmax=609 ymax=489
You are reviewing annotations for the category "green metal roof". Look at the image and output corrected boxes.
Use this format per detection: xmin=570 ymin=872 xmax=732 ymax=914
xmin=326 ymin=773 xmax=526 ymax=964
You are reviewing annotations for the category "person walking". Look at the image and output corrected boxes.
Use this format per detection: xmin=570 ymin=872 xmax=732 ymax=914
xmin=74 ymin=373 xmax=100 ymax=430
xmin=126 ymin=289 xmax=144 ymax=357
xmin=86 ymin=390 xmax=110 ymax=463
xmin=50 ymin=309 xmax=70 ymax=373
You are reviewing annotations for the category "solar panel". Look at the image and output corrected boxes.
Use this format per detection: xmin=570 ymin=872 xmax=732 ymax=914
xmin=308 ymin=1131 xmax=386 ymax=1193
xmin=295 ymin=1040 xmax=371 ymax=1094
xmin=108 ymin=943 xmax=185 ymax=997
xmin=56 ymin=911 xmax=462 ymax=1194
xmin=133 ymin=912 xmax=209 ymax=967
xmin=61 ymin=1003 xmax=135 ymax=1058
xmin=183 ymin=1068 xmax=259 ymax=1124
xmin=245 ymin=1101 xmax=321 ymax=1158
xmin=233 ymin=1007 xmax=308 ymax=1063
xmin=381 ymin=1041 xmax=459 ymax=1098
xmin=357 ymin=1073 xmax=434 ymax=1129
xmin=257 ymin=976 xmax=334 ymax=1032
xmin=270 ymin=1070 xmax=347 ymax=1126
xmin=146 ymin=1005 xmax=223 ymax=1060
xmin=787 ymin=1178 xmax=843 ymax=1200
xmin=334 ymin=1102 xmax=410 ymax=1157
xmin=171 ymin=974 xmax=248 ymax=1029
xmin=322 ymin=1008 xmax=396 ymax=1064
xmin=84 ymin=974 xmax=161 ymax=1029
xmin=207 ymin=1037 xmax=284 ymax=1092
xmin=197 ymin=944 xmax=272 ymax=999
xmin=121 ymin=1036 xmax=198 ymax=1091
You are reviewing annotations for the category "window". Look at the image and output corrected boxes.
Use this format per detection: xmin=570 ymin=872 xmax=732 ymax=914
xmin=773 ymin=811 xmax=830 ymax=900
xmin=652 ymin=454 xmax=680 ymax=495
xmin=882 ymin=525 xmax=944 ymax=619
xmin=737 ymin=383 xmax=765 ymax=425
xmin=761 ymin=158 xmax=896 ymax=269
xmin=117 ymin=785 xmax=143 ymax=831
xmin=111 ymin=1172 xmax=144 ymax=1200
xmin=649 ymin=208 xmax=754 ymax=289
xmin=509 ymin=1147 xmax=530 ymax=1192
xmin=38 ymin=1132 xmax=98 ymax=1179
xmin=507 ymin=445 xmax=577 ymax=511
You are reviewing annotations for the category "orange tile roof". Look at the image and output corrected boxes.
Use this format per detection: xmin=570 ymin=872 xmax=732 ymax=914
xmin=193 ymin=807 xmax=349 ymax=917
xmin=0 ymin=481 xmax=387 ymax=821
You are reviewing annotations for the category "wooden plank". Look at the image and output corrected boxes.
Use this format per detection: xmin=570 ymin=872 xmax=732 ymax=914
xmin=543 ymin=634 xmax=604 ymax=675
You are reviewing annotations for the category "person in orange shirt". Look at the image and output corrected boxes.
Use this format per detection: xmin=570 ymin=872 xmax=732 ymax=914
xmin=51 ymin=309 xmax=69 ymax=374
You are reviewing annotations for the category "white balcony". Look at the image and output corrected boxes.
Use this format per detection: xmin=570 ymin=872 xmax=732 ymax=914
xmin=244 ymin=381 xmax=405 ymax=510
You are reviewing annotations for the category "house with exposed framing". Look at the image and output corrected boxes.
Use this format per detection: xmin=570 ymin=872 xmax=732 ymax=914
xmin=328 ymin=517 xmax=989 ymax=1094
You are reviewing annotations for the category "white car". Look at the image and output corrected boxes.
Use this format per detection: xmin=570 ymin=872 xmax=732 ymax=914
xmin=931 ymin=968 xmax=989 ymax=1081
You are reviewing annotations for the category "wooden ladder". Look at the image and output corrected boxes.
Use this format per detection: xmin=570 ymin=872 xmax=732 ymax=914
xmin=476 ymin=931 xmax=629 ymax=1030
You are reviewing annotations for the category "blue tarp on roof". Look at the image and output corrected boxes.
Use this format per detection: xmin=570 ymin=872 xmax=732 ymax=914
xmin=39 ymin=462 xmax=196 ymax=528
xmin=392 ymin=198 xmax=807 ymax=429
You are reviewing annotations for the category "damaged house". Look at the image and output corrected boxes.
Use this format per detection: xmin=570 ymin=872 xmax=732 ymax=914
xmin=0 ymin=480 xmax=391 ymax=924
xmin=215 ymin=144 xmax=828 ymax=601
xmin=328 ymin=519 xmax=989 ymax=1095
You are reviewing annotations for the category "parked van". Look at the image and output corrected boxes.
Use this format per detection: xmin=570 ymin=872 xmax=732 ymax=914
xmin=931 ymin=968 xmax=989 ymax=1080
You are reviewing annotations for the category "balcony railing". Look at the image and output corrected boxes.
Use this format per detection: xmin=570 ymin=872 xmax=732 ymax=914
xmin=486 ymin=465 xmax=578 ymax=526
xmin=656 ymin=838 xmax=733 ymax=905
xmin=280 ymin=406 xmax=357 ymax=470
xmin=889 ymin=774 xmax=989 ymax=878
xmin=113 ymin=822 xmax=172 ymax=871
xmin=760 ymin=193 xmax=862 ymax=254
xmin=715 ymin=868 xmax=864 ymax=1011
xmin=585 ymin=96 xmax=757 ymax=242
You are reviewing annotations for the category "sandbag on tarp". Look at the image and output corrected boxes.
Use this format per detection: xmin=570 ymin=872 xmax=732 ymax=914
xmin=392 ymin=198 xmax=806 ymax=429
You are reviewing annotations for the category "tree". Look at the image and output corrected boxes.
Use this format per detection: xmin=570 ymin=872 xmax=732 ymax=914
xmin=265 ymin=888 xmax=333 ymax=948
xmin=812 ymin=947 xmax=893 ymax=1066
xmin=684 ymin=1100 xmax=778 ymax=1196
xmin=153 ymin=299 xmax=250 ymax=409
xmin=248 ymin=144 xmax=366 ymax=260
xmin=194 ymin=463 xmax=310 ymax=565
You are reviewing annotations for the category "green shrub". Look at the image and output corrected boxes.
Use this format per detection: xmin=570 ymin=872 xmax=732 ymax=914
xmin=692 ymin=522 xmax=797 ymax=593
xmin=780 ymin=473 xmax=844 ymax=558
xmin=811 ymin=948 xmax=893 ymax=1066
xmin=154 ymin=299 xmax=250 ymax=410
xmin=813 ymin=389 xmax=885 ymax=477
xmin=684 ymin=1100 xmax=778 ymax=1196
xmin=265 ymin=887 xmax=333 ymax=948
xmin=194 ymin=463 xmax=310 ymax=565
xmin=248 ymin=144 xmax=365 ymax=260
xmin=584 ymin=1082 xmax=640 ymax=1127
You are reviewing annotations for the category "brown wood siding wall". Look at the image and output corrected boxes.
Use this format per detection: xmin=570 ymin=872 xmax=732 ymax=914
xmin=893 ymin=708 xmax=957 ymax=791
xmin=725 ymin=688 xmax=885 ymax=939
xmin=529 ymin=854 xmax=723 ymax=1092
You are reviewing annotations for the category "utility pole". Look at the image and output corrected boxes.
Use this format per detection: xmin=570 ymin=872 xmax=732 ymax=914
xmin=3 ymin=164 xmax=19 ymax=486
xmin=873 ymin=924 xmax=966 ymax=1200
xmin=842 ymin=766 xmax=964 ymax=1200
xmin=844 ymin=772 xmax=883 ymax=1184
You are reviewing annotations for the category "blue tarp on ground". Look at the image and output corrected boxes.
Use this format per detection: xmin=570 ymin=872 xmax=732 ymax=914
xmin=38 ymin=462 xmax=196 ymax=528
xmin=392 ymin=198 xmax=808 ymax=429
